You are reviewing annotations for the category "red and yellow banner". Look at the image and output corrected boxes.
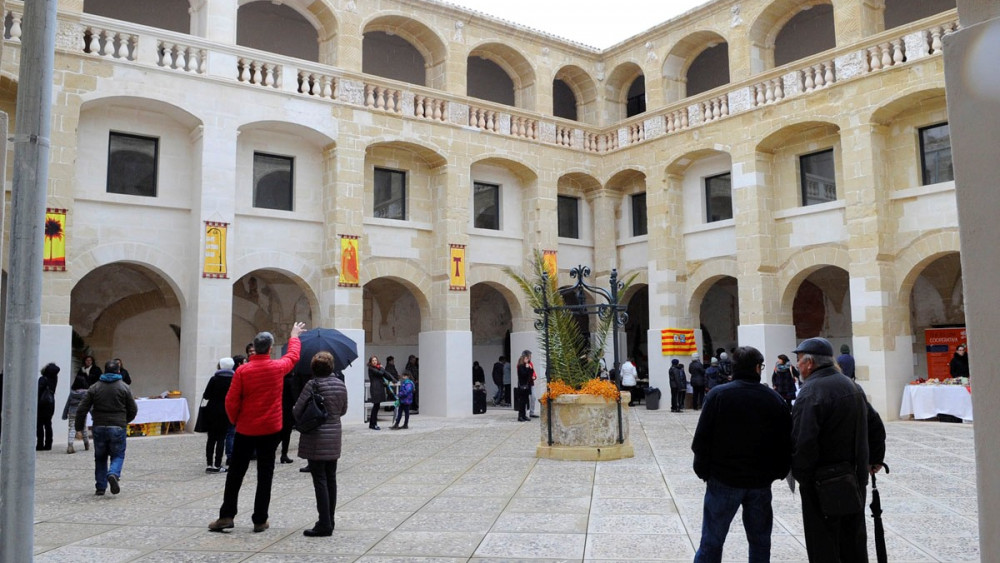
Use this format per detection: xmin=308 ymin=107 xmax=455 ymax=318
xmin=203 ymin=221 xmax=228 ymax=278
xmin=661 ymin=328 xmax=696 ymax=355
xmin=450 ymin=244 xmax=466 ymax=290
xmin=543 ymin=250 xmax=557 ymax=280
xmin=339 ymin=235 xmax=359 ymax=287
xmin=43 ymin=208 xmax=67 ymax=271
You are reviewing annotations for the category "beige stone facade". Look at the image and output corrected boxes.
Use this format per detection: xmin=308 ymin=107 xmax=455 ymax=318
xmin=0 ymin=0 xmax=963 ymax=423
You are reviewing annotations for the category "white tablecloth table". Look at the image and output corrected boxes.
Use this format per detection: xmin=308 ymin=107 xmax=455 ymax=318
xmin=87 ymin=398 xmax=190 ymax=426
xmin=899 ymin=385 xmax=973 ymax=421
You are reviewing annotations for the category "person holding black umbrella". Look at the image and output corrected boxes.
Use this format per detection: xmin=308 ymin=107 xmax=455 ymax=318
xmin=790 ymin=337 xmax=885 ymax=562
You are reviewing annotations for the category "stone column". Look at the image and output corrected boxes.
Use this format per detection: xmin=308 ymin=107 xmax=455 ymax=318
xmin=588 ymin=189 xmax=616 ymax=279
xmin=841 ymin=123 xmax=909 ymax=417
xmin=178 ymin=122 xmax=239 ymax=420
xmin=419 ymin=157 xmax=472 ymax=417
xmin=834 ymin=0 xmax=885 ymax=45
xmin=195 ymin=0 xmax=238 ymax=43
xmin=731 ymin=143 xmax=794 ymax=363
xmin=320 ymin=140 xmax=366 ymax=423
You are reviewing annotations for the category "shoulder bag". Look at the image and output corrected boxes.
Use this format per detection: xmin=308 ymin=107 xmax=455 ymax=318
xmin=295 ymin=380 xmax=328 ymax=433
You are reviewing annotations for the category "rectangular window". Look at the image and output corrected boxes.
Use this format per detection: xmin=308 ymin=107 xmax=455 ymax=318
xmin=107 ymin=132 xmax=158 ymax=197
xmin=253 ymin=152 xmax=294 ymax=211
xmin=473 ymin=182 xmax=500 ymax=230
xmin=374 ymin=168 xmax=406 ymax=220
xmin=705 ymin=173 xmax=733 ymax=222
xmin=631 ymin=193 xmax=647 ymax=236
xmin=920 ymin=122 xmax=953 ymax=185
xmin=558 ymin=195 xmax=579 ymax=239
xmin=800 ymin=149 xmax=836 ymax=206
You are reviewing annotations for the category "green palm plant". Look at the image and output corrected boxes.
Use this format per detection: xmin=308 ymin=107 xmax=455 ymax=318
xmin=505 ymin=250 xmax=634 ymax=389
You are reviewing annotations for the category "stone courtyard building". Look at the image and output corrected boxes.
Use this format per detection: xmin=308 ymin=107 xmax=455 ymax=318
xmin=0 ymin=0 xmax=962 ymax=424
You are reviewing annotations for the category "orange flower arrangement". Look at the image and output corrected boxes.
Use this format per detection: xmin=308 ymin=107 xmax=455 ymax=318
xmin=540 ymin=378 xmax=620 ymax=404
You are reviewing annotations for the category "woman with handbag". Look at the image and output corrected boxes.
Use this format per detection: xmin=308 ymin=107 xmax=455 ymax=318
xmin=201 ymin=358 xmax=235 ymax=472
xmin=293 ymin=351 xmax=348 ymax=537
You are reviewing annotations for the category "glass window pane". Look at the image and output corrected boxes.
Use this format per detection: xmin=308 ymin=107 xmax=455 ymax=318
xmin=920 ymin=123 xmax=953 ymax=185
xmin=558 ymin=195 xmax=579 ymax=239
xmin=473 ymin=182 xmax=500 ymax=230
xmin=705 ymin=173 xmax=733 ymax=222
xmin=107 ymin=132 xmax=158 ymax=197
xmin=800 ymin=149 xmax=836 ymax=206
xmin=374 ymin=168 xmax=406 ymax=220
xmin=631 ymin=193 xmax=647 ymax=236
xmin=253 ymin=152 xmax=294 ymax=211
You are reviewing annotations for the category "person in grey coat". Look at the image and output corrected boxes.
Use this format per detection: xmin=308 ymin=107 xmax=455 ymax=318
xmin=293 ymin=351 xmax=349 ymax=537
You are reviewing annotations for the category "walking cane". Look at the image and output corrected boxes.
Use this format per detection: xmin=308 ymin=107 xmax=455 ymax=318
xmin=870 ymin=463 xmax=890 ymax=563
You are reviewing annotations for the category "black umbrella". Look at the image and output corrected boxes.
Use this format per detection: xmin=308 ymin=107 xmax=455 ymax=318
xmin=870 ymin=463 xmax=890 ymax=563
xmin=291 ymin=328 xmax=358 ymax=374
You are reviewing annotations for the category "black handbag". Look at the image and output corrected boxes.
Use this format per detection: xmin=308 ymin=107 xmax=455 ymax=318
xmin=194 ymin=402 xmax=208 ymax=433
xmin=814 ymin=462 xmax=863 ymax=516
xmin=295 ymin=381 xmax=328 ymax=433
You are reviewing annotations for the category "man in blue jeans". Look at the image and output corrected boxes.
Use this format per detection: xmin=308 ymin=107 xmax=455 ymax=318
xmin=690 ymin=346 xmax=792 ymax=562
xmin=75 ymin=360 xmax=138 ymax=496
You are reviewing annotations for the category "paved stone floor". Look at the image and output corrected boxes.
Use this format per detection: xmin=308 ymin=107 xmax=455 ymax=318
xmin=16 ymin=406 xmax=979 ymax=562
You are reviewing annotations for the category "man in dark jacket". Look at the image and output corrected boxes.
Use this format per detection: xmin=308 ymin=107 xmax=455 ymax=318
xmin=691 ymin=346 xmax=792 ymax=562
xmin=491 ymin=356 xmax=505 ymax=405
xmin=688 ymin=353 xmax=706 ymax=410
xmin=75 ymin=360 xmax=138 ymax=495
xmin=668 ymin=359 xmax=687 ymax=412
xmin=791 ymin=337 xmax=886 ymax=562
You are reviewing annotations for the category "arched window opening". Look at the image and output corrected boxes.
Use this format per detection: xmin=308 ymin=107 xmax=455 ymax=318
xmin=626 ymin=75 xmax=646 ymax=117
xmin=84 ymin=0 xmax=190 ymax=34
xmin=774 ymin=4 xmax=835 ymax=67
xmin=553 ymin=79 xmax=577 ymax=121
xmin=686 ymin=43 xmax=730 ymax=97
xmin=363 ymin=31 xmax=427 ymax=87
xmin=885 ymin=0 xmax=956 ymax=30
xmin=237 ymin=2 xmax=319 ymax=62
xmin=468 ymin=57 xmax=515 ymax=107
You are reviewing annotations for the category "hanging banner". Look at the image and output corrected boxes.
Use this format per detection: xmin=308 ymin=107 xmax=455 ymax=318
xmin=450 ymin=244 xmax=466 ymax=290
xmin=43 ymin=208 xmax=67 ymax=271
xmin=339 ymin=235 xmax=360 ymax=287
xmin=925 ymin=327 xmax=966 ymax=380
xmin=543 ymin=249 xmax=558 ymax=280
xmin=661 ymin=328 xmax=697 ymax=355
xmin=203 ymin=221 xmax=228 ymax=278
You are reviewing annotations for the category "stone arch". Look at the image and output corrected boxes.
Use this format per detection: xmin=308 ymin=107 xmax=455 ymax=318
xmin=756 ymin=120 xmax=841 ymax=153
xmin=662 ymin=30 xmax=730 ymax=102
xmin=237 ymin=0 xmax=334 ymax=62
xmin=362 ymin=13 xmax=448 ymax=89
xmin=895 ymin=230 xmax=962 ymax=304
xmin=777 ymin=245 xmax=851 ymax=313
xmin=559 ymin=171 xmax=602 ymax=194
xmin=466 ymin=268 xmax=525 ymax=322
xmin=470 ymin=156 xmax=538 ymax=184
xmin=229 ymin=252 xmax=321 ymax=298
xmin=749 ymin=0 xmax=833 ymax=72
xmin=79 ymin=95 xmax=202 ymax=131
xmin=665 ymin=147 xmax=732 ymax=176
xmin=553 ymin=65 xmax=599 ymax=125
xmin=604 ymin=167 xmax=647 ymax=190
xmin=467 ymin=42 xmax=537 ymax=111
xmin=605 ymin=61 xmax=646 ymax=121
xmin=620 ymin=269 xmax=649 ymax=301
xmin=237 ymin=120 xmax=336 ymax=149
xmin=361 ymin=258 xmax=433 ymax=327
xmin=365 ymin=139 xmax=448 ymax=169
xmin=869 ymin=86 xmax=948 ymax=126
xmin=686 ymin=258 xmax=739 ymax=315
xmin=70 ymin=245 xmax=186 ymax=310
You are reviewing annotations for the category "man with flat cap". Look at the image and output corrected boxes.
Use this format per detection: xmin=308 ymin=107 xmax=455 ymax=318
xmin=791 ymin=337 xmax=886 ymax=562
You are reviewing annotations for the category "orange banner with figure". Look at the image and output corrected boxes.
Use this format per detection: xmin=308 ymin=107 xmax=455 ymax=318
xmin=44 ymin=208 xmax=67 ymax=271
xmin=661 ymin=328 xmax=697 ymax=355
xmin=450 ymin=244 xmax=466 ymax=290
xmin=339 ymin=235 xmax=359 ymax=287
xmin=203 ymin=222 xmax=228 ymax=278
xmin=543 ymin=250 xmax=557 ymax=280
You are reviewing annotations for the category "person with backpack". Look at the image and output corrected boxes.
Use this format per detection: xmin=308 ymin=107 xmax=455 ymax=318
xmin=718 ymin=352 xmax=734 ymax=382
xmin=391 ymin=371 xmax=415 ymax=429
xmin=706 ymin=357 xmax=727 ymax=391
xmin=771 ymin=354 xmax=798 ymax=410
xmin=37 ymin=363 xmax=60 ymax=451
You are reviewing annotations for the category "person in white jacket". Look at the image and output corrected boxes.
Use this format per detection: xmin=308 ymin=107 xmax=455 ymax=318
xmin=620 ymin=357 xmax=639 ymax=406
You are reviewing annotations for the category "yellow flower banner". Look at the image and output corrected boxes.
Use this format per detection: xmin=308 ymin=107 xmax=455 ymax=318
xmin=339 ymin=235 xmax=360 ymax=287
xmin=44 ymin=208 xmax=67 ymax=271
xmin=450 ymin=244 xmax=466 ymax=290
xmin=203 ymin=222 xmax=228 ymax=278
xmin=543 ymin=250 xmax=557 ymax=280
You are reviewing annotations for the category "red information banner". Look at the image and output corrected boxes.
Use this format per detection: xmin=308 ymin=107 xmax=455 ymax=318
xmin=925 ymin=327 xmax=966 ymax=380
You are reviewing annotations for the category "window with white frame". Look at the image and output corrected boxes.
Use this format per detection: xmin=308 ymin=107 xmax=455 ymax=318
xmin=705 ymin=173 xmax=733 ymax=222
xmin=799 ymin=149 xmax=836 ymax=206
xmin=373 ymin=167 xmax=406 ymax=220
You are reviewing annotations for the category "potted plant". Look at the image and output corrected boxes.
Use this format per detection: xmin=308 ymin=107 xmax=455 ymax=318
xmin=506 ymin=251 xmax=635 ymax=461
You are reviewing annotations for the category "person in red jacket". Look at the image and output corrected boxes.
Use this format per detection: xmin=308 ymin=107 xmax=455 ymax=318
xmin=209 ymin=321 xmax=305 ymax=534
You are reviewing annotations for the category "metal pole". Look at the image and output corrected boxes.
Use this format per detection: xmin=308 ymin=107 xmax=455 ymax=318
xmin=541 ymin=273 xmax=553 ymax=446
xmin=609 ymin=270 xmax=623 ymax=444
xmin=0 ymin=1 xmax=58 ymax=560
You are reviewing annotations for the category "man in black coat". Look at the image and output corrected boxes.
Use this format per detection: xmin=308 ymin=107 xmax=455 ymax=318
xmin=791 ymin=337 xmax=886 ymax=563
xmin=688 ymin=353 xmax=706 ymax=410
xmin=691 ymin=346 xmax=792 ymax=562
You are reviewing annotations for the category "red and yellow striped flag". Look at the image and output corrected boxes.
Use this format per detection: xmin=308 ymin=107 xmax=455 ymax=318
xmin=661 ymin=328 xmax=696 ymax=355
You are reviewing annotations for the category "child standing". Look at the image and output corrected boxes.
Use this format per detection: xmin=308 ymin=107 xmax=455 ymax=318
xmin=390 ymin=371 xmax=415 ymax=429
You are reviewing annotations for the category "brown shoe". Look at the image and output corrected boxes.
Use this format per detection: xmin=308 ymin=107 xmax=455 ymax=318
xmin=253 ymin=521 xmax=269 ymax=533
xmin=208 ymin=517 xmax=234 ymax=532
